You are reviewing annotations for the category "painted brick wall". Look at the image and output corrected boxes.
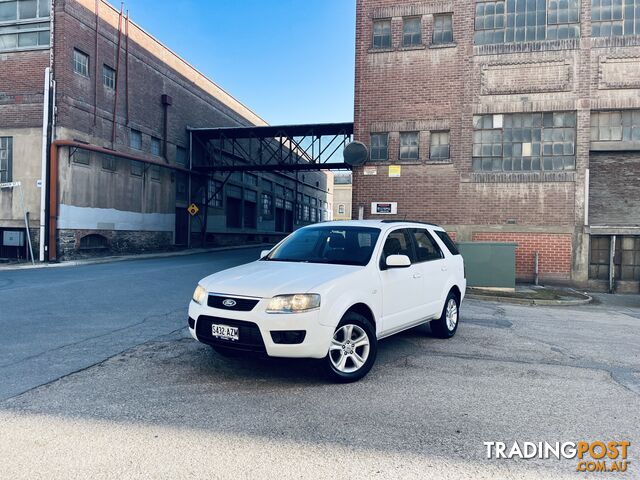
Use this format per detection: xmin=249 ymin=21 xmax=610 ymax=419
xmin=472 ymin=232 xmax=573 ymax=281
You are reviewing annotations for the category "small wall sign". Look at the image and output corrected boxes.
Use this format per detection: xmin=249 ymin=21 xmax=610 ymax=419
xmin=371 ymin=202 xmax=398 ymax=215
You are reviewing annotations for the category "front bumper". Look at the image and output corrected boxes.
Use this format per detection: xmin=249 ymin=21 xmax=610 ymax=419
xmin=188 ymin=299 xmax=334 ymax=359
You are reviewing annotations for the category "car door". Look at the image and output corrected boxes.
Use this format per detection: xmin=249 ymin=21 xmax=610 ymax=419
xmin=379 ymin=228 xmax=425 ymax=335
xmin=409 ymin=228 xmax=448 ymax=318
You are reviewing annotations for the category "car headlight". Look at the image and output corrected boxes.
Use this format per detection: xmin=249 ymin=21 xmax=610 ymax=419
xmin=192 ymin=284 xmax=207 ymax=305
xmin=266 ymin=294 xmax=320 ymax=314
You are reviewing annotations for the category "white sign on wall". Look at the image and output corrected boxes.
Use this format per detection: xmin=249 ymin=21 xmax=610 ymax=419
xmin=371 ymin=202 xmax=398 ymax=215
xmin=3 ymin=231 xmax=24 ymax=247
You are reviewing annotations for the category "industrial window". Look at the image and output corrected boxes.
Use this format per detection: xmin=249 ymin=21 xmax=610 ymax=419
xmin=208 ymin=180 xmax=223 ymax=208
xmin=399 ymin=132 xmax=419 ymax=160
xmin=591 ymin=110 xmax=640 ymax=142
xmin=150 ymin=137 xmax=161 ymax=156
xmin=103 ymin=65 xmax=115 ymax=89
xmin=79 ymin=234 xmax=108 ymax=250
xmin=311 ymin=197 xmax=318 ymax=207
xmin=474 ymin=0 xmax=580 ymax=45
xmin=303 ymin=204 xmax=310 ymax=221
xmin=0 ymin=0 xmax=50 ymax=52
xmin=472 ymin=112 xmax=576 ymax=172
xmin=433 ymin=14 xmax=454 ymax=44
xmin=129 ymin=130 xmax=142 ymax=150
xmin=403 ymin=17 xmax=422 ymax=46
xmin=72 ymin=148 xmax=90 ymax=165
xmin=372 ymin=19 xmax=391 ymax=49
xmin=102 ymin=154 xmax=116 ymax=171
xmin=261 ymin=179 xmax=272 ymax=191
xmin=592 ymin=0 xmax=640 ymax=37
xmin=275 ymin=197 xmax=284 ymax=209
xmin=274 ymin=184 xmax=285 ymax=197
xmin=131 ymin=160 xmax=143 ymax=176
xmin=176 ymin=146 xmax=187 ymax=165
xmin=0 ymin=137 xmax=12 ymax=182
xmin=244 ymin=173 xmax=258 ymax=187
xmin=589 ymin=236 xmax=640 ymax=281
xmin=261 ymin=192 xmax=273 ymax=217
xmin=73 ymin=49 xmax=89 ymax=77
xmin=285 ymin=188 xmax=294 ymax=199
xmin=150 ymin=164 xmax=161 ymax=181
xmin=430 ymin=131 xmax=450 ymax=160
xmin=370 ymin=133 xmax=388 ymax=161
xmin=338 ymin=204 xmax=345 ymax=214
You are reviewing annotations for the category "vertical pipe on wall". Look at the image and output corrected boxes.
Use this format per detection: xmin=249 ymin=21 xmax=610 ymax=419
xmin=39 ymin=68 xmax=51 ymax=262
xmin=93 ymin=0 xmax=99 ymax=126
xmin=125 ymin=10 xmax=130 ymax=126
xmin=584 ymin=168 xmax=590 ymax=226
xmin=111 ymin=4 xmax=123 ymax=147
xmin=609 ymin=235 xmax=616 ymax=294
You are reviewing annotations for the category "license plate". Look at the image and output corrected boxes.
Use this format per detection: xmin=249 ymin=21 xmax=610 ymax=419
xmin=211 ymin=324 xmax=239 ymax=341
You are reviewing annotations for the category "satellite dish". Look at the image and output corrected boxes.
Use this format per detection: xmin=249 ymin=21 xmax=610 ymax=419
xmin=343 ymin=141 xmax=368 ymax=167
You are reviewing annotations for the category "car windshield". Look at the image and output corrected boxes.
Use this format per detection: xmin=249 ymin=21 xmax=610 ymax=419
xmin=265 ymin=226 xmax=381 ymax=266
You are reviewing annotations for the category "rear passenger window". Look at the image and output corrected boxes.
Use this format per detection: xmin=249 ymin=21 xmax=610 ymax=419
xmin=435 ymin=230 xmax=460 ymax=255
xmin=411 ymin=229 xmax=444 ymax=262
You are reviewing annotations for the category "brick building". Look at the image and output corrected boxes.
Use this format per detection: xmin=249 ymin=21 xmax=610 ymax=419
xmin=0 ymin=0 xmax=331 ymax=262
xmin=353 ymin=0 xmax=640 ymax=292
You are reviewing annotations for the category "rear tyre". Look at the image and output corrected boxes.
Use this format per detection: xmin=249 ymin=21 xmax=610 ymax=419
xmin=430 ymin=291 xmax=460 ymax=339
xmin=323 ymin=312 xmax=377 ymax=383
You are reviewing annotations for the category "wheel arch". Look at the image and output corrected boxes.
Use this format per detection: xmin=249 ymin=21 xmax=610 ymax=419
xmin=343 ymin=302 xmax=377 ymax=330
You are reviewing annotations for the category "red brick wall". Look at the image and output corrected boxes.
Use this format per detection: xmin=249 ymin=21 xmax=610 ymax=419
xmin=472 ymin=232 xmax=573 ymax=281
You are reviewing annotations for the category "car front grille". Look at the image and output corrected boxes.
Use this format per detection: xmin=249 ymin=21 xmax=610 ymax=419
xmin=207 ymin=294 xmax=260 ymax=312
xmin=195 ymin=315 xmax=266 ymax=353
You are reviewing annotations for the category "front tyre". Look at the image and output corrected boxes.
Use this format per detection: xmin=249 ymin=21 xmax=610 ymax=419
xmin=430 ymin=291 xmax=460 ymax=339
xmin=323 ymin=312 xmax=377 ymax=383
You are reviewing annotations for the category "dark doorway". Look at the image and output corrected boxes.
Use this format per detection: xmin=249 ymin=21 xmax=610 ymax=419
xmin=244 ymin=200 xmax=257 ymax=229
xmin=275 ymin=207 xmax=285 ymax=232
xmin=226 ymin=197 xmax=242 ymax=228
xmin=175 ymin=208 xmax=189 ymax=245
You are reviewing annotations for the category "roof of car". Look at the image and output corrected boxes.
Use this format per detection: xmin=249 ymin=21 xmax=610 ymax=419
xmin=309 ymin=220 xmax=444 ymax=231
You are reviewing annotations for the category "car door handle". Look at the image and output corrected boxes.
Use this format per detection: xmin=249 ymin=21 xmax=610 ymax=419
xmin=413 ymin=273 xmax=422 ymax=279
xmin=441 ymin=266 xmax=447 ymax=272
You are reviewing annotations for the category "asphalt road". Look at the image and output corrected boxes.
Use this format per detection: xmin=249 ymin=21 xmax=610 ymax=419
xmin=1 ymin=251 xmax=639 ymax=479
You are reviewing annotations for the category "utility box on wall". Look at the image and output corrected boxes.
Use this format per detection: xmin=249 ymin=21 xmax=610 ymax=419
xmin=457 ymin=242 xmax=517 ymax=290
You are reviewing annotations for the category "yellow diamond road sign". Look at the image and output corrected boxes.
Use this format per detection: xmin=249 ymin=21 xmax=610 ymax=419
xmin=187 ymin=203 xmax=199 ymax=216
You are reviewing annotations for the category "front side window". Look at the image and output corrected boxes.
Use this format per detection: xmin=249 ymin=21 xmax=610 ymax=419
xmin=399 ymin=132 xmax=419 ymax=160
xmin=103 ymin=65 xmax=115 ymax=89
xmin=381 ymin=229 xmax=415 ymax=266
xmin=373 ymin=19 xmax=391 ymax=48
xmin=433 ymin=14 xmax=454 ymax=44
xmin=0 ymin=136 xmax=12 ymax=182
xmin=370 ymin=133 xmax=388 ymax=161
xmin=430 ymin=131 xmax=450 ymax=160
xmin=472 ymin=112 xmax=576 ymax=172
xmin=266 ymin=226 xmax=382 ymax=266
xmin=73 ymin=49 xmax=89 ymax=77
xmin=592 ymin=0 xmax=640 ymax=37
xmin=411 ymin=229 xmax=444 ymax=263
xmin=403 ymin=17 xmax=422 ymax=46
xmin=474 ymin=0 xmax=580 ymax=45
xmin=0 ymin=0 xmax=50 ymax=52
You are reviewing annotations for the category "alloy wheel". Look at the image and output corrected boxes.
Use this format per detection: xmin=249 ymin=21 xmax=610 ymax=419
xmin=329 ymin=324 xmax=370 ymax=373
xmin=445 ymin=298 xmax=458 ymax=331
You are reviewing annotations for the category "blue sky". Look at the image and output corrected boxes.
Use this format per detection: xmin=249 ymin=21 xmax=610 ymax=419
xmin=121 ymin=0 xmax=356 ymax=125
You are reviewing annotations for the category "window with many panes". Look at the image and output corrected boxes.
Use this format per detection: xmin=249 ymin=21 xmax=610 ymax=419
xmin=176 ymin=146 xmax=187 ymax=166
xmin=244 ymin=173 xmax=258 ymax=187
xmin=592 ymin=0 xmax=640 ymax=37
xmin=129 ymin=130 xmax=142 ymax=150
xmin=472 ymin=112 xmax=576 ymax=172
xmin=150 ymin=164 xmax=161 ymax=181
xmin=72 ymin=148 xmax=90 ymax=165
xmin=208 ymin=180 xmax=223 ymax=208
xmin=399 ymin=132 xmax=419 ymax=160
xmin=370 ymin=133 xmax=388 ymax=161
xmin=430 ymin=131 xmax=450 ymax=160
xmin=474 ymin=0 xmax=580 ymax=45
xmin=103 ymin=65 xmax=115 ymax=89
xmin=131 ymin=160 xmax=143 ymax=176
xmin=73 ymin=49 xmax=89 ymax=77
xmin=102 ymin=154 xmax=116 ymax=171
xmin=433 ymin=14 xmax=454 ymax=44
xmin=151 ymin=137 xmax=161 ymax=156
xmin=261 ymin=192 xmax=272 ymax=217
xmin=403 ymin=17 xmax=422 ymax=46
xmin=0 ymin=0 xmax=50 ymax=52
xmin=0 ymin=137 xmax=12 ymax=182
xmin=591 ymin=111 xmax=640 ymax=142
xmin=372 ymin=19 xmax=391 ymax=48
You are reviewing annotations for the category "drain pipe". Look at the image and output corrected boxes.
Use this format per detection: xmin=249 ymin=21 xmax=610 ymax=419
xmin=39 ymin=67 xmax=51 ymax=262
xmin=534 ymin=251 xmax=539 ymax=286
xmin=47 ymin=140 xmax=194 ymax=262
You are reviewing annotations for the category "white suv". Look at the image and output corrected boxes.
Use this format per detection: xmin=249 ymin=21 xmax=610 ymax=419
xmin=188 ymin=220 xmax=466 ymax=382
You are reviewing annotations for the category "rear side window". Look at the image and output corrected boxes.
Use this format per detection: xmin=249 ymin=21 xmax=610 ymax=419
xmin=435 ymin=230 xmax=460 ymax=255
xmin=411 ymin=229 xmax=444 ymax=262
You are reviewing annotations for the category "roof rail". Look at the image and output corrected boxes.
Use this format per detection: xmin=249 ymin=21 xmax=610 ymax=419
xmin=380 ymin=220 xmax=439 ymax=227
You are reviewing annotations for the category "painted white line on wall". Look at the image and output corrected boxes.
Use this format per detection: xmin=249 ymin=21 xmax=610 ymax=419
xmin=58 ymin=204 xmax=174 ymax=232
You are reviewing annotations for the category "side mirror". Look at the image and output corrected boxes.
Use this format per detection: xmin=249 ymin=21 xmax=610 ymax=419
xmin=385 ymin=254 xmax=411 ymax=268
xmin=260 ymin=249 xmax=271 ymax=259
